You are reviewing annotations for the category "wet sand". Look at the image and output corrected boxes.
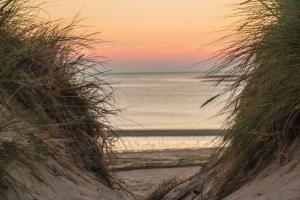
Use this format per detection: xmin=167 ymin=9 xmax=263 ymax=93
xmin=113 ymin=129 xmax=222 ymax=152
xmin=113 ymin=148 xmax=214 ymax=171
xmin=115 ymin=129 xmax=222 ymax=137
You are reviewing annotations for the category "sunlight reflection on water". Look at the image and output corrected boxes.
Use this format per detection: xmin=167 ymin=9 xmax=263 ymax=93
xmin=108 ymin=72 xmax=229 ymax=130
xmin=114 ymin=136 xmax=221 ymax=152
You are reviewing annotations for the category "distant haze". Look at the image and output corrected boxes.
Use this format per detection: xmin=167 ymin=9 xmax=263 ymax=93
xmin=43 ymin=0 xmax=238 ymax=72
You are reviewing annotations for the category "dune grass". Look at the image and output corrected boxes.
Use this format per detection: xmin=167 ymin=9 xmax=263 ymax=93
xmin=0 ymin=134 xmax=41 ymax=182
xmin=146 ymin=178 xmax=180 ymax=200
xmin=0 ymin=0 xmax=117 ymax=188
xmin=201 ymin=0 xmax=300 ymax=199
xmin=127 ymin=1 xmax=300 ymax=199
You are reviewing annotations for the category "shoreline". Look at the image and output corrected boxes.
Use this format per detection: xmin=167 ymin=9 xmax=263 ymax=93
xmin=113 ymin=148 xmax=215 ymax=171
xmin=115 ymin=129 xmax=223 ymax=137
xmin=114 ymin=147 xmax=217 ymax=154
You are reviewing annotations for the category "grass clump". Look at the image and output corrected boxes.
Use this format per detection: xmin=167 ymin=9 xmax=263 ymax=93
xmin=0 ymin=0 xmax=117 ymax=187
xmin=0 ymin=136 xmax=41 ymax=182
xmin=146 ymin=178 xmax=180 ymax=200
xmin=203 ymin=0 xmax=300 ymax=199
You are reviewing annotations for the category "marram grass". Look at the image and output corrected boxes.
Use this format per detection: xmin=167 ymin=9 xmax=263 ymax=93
xmin=0 ymin=0 xmax=117 ymax=189
xmin=205 ymin=0 xmax=300 ymax=199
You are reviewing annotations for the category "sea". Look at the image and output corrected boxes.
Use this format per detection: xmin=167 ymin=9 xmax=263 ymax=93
xmin=106 ymin=71 xmax=230 ymax=151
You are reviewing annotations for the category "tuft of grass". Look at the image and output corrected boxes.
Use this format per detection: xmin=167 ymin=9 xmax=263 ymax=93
xmin=202 ymin=0 xmax=300 ymax=199
xmin=0 ymin=134 xmax=41 ymax=183
xmin=146 ymin=178 xmax=181 ymax=200
xmin=0 ymin=0 xmax=118 ymax=188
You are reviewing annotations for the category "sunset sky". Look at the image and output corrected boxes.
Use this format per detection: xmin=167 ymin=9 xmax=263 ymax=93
xmin=44 ymin=0 xmax=238 ymax=72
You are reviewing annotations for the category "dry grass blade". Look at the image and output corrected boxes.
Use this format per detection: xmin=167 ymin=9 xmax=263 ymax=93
xmin=146 ymin=178 xmax=181 ymax=200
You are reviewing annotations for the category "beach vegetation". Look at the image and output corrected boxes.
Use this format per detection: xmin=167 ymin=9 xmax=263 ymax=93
xmin=204 ymin=0 xmax=300 ymax=199
xmin=0 ymin=0 xmax=117 ymax=190
xmin=146 ymin=178 xmax=180 ymax=200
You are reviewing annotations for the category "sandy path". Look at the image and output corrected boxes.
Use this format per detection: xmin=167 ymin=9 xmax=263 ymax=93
xmin=117 ymin=167 xmax=200 ymax=199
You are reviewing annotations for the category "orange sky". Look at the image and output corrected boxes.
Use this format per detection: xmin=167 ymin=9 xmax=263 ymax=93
xmin=44 ymin=0 xmax=238 ymax=72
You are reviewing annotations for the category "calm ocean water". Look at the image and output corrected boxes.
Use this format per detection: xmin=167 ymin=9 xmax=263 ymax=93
xmin=107 ymin=71 xmax=228 ymax=151
xmin=108 ymin=71 xmax=228 ymax=130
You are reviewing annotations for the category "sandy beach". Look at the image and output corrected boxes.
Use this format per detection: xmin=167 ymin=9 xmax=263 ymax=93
xmin=113 ymin=148 xmax=214 ymax=198
xmin=111 ymin=130 xmax=218 ymax=198
xmin=118 ymin=167 xmax=200 ymax=199
xmin=114 ymin=129 xmax=222 ymax=153
xmin=113 ymin=148 xmax=214 ymax=171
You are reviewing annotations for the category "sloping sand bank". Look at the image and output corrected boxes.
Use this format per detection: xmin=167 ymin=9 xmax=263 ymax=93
xmin=0 ymin=108 xmax=127 ymax=200
xmin=1 ymin=159 xmax=125 ymax=200
xmin=225 ymin=150 xmax=300 ymax=200
xmin=162 ymin=140 xmax=300 ymax=200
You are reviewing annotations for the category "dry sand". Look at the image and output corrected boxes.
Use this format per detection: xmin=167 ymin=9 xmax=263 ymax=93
xmin=2 ymin=159 xmax=125 ymax=200
xmin=118 ymin=167 xmax=200 ymax=199
xmin=162 ymin=140 xmax=300 ymax=200
xmin=225 ymin=152 xmax=300 ymax=200
xmin=113 ymin=149 xmax=212 ymax=199
xmin=0 ymin=106 xmax=126 ymax=200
